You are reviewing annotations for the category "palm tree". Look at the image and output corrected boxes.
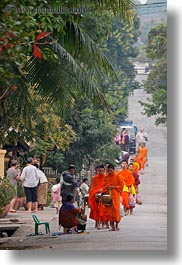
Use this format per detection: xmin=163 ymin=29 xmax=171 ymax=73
xmin=0 ymin=0 xmax=136 ymax=142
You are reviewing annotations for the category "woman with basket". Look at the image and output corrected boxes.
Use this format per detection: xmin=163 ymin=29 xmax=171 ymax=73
xmin=101 ymin=163 xmax=124 ymax=231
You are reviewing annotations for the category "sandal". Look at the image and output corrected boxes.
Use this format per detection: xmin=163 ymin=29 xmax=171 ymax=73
xmin=108 ymin=228 xmax=115 ymax=231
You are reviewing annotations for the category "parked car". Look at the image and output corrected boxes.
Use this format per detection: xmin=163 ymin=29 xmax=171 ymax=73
xmin=117 ymin=120 xmax=138 ymax=154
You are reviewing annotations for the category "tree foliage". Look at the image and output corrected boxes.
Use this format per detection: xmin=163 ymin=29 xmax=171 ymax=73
xmin=0 ymin=0 xmax=135 ymax=146
xmin=0 ymin=0 xmax=140 ymax=171
xmin=57 ymin=98 xmax=118 ymax=171
xmin=49 ymin=12 xmax=141 ymax=171
xmin=140 ymin=23 xmax=167 ymax=126
xmin=102 ymin=14 xmax=140 ymax=123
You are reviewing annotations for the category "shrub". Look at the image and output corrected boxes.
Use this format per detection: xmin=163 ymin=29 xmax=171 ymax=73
xmin=0 ymin=177 xmax=16 ymax=214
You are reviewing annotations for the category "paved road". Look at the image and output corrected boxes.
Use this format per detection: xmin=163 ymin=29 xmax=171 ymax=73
xmin=0 ymin=88 xmax=167 ymax=251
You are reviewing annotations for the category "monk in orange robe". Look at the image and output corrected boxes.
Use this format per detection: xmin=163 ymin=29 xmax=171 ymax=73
xmin=102 ymin=163 xmax=124 ymax=231
xmin=118 ymin=160 xmax=135 ymax=216
xmin=133 ymin=152 xmax=142 ymax=170
xmin=138 ymin=142 xmax=148 ymax=170
xmin=128 ymin=162 xmax=140 ymax=214
xmin=88 ymin=165 xmax=106 ymax=228
xmin=130 ymin=158 xmax=140 ymax=175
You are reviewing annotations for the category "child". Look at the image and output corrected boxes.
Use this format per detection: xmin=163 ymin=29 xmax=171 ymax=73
xmin=79 ymin=177 xmax=89 ymax=207
xmin=51 ymin=177 xmax=62 ymax=214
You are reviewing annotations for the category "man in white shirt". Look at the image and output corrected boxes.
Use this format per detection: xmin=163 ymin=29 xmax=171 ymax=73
xmin=136 ymin=128 xmax=148 ymax=148
xmin=20 ymin=157 xmax=39 ymax=213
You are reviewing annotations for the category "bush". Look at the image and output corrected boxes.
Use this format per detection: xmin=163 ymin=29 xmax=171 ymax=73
xmin=0 ymin=177 xmax=16 ymax=214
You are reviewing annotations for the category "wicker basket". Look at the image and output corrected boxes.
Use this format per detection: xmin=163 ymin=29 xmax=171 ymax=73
xmin=101 ymin=190 xmax=112 ymax=206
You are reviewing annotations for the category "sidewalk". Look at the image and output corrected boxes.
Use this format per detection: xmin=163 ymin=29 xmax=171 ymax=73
xmin=0 ymin=183 xmax=167 ymax=251
xmin=0 ymin=206 xmax=96 ymax=249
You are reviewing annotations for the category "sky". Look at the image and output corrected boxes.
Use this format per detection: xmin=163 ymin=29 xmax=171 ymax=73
xmin=138 ymin=0 xmax=147 ymax=3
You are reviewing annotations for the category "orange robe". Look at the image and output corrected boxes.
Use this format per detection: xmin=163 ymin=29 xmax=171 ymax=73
xmin=133 ymin=161 xmax=140 ymax=175
xmin=138 ymin=146 xmax=148 ymax=169
xmin=102 ymin=171 xmax=124 ymax=222
xmin=134 ymin=155 xmax=142 ymax=170
xmin=88 ymin=174 xmax=105 ymax=221
xmin=119 ymin=169 xmax=135 ymax=209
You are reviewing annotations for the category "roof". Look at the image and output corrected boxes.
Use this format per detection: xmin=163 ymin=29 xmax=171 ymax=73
xmin=119 ymin=120 xmax=133 ymax=126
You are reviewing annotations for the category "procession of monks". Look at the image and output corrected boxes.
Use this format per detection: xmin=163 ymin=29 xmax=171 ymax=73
xmin=88 ymin=143 xmax=148 ymax=231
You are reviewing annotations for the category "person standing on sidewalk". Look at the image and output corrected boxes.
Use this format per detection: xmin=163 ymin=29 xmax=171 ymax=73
xmin=61 ymin=164 xmax=78 ymax=203
xmin=114 ymin=132 xmax=121 ymax=145
xmin=20 ymin=157 xmax=39 ymax=213
xmin=51 ymin=176 xmax=62 ymax=214
xmin=121 ymin=128 xmax=129 ymax=152
xmin=79 ymin=177 xmax=89 ymax=207
xmin=6 ymin=160 xmax=20 ymax=213
xmin=34 ymin=163 xmax=48 ymax=211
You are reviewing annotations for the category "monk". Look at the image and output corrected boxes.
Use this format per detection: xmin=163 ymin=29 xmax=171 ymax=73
xmin=119 ymin=160 xmax=135 ymax=216
xmin=138 ymin=142 xmax=148 ymax=170
xmin=102 ymin=163 xmax=124 ymax=231
xmin=128 ymin=163 xmax=140 ymax=215
xmin=133 ymin=152 xmax=142 ymax=171
xmin=130 ymin=158 xmax=140 ymax=175
xmin=88 ymin=165 xmax=106 ymax=229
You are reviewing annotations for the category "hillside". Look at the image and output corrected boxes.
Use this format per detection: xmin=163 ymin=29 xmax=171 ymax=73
xmin=133 ymin=0 xmax=167 ymax=62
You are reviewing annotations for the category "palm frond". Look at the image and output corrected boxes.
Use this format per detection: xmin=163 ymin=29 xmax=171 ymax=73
xmin=65 ymin=21 xmax=117 ymax=80
xmin=64 ymin=0 xmax=135 ymax=20
xmin=23 ymin=59 xmax=101 ymax=111
xmin=7 ymin=64 xmax=32 ymax=127
xmin=23 ymin=36 xmax=111 ymax=109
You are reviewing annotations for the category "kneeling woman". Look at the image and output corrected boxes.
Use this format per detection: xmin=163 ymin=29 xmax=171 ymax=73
xmin=59 ymin=194 xmax=86 ymax=233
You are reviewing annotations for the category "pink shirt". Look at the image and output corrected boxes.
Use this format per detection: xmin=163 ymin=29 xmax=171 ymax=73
xmin=51 ymin=183 xmax=62 ymax=202
xmin=114 ymin=134 xmax=121 ymax=144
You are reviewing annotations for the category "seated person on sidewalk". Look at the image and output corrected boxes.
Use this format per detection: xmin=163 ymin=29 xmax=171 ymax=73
xmin=59 ymin=194 xmax=87 ymax=233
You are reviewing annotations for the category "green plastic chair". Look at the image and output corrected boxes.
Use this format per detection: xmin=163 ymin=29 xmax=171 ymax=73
xmin=31 ymin=214 xmax=50 ymax=235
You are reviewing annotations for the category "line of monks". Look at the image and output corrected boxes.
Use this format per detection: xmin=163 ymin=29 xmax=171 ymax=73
xmin=133 ymin=142 xmax=148 ymax=172
xmin=88 ymin=143 xmax=148 ymax=232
